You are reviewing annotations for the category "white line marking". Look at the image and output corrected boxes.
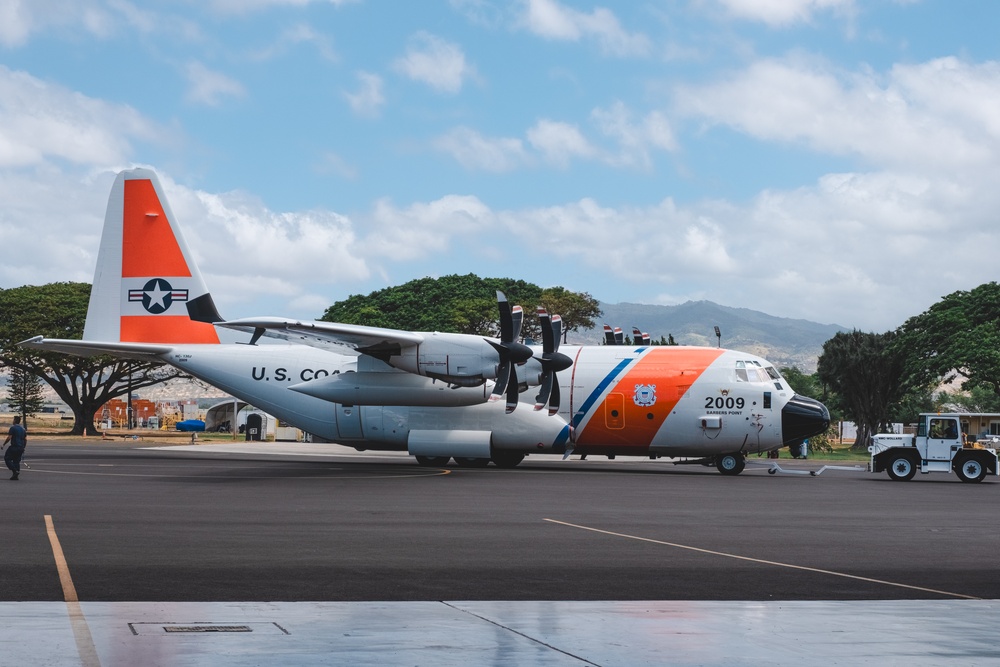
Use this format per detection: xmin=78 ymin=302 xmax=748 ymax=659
xmin=544 ymin=518 xmax=980 ymax=600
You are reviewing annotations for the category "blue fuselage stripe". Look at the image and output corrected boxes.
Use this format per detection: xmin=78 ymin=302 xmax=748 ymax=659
xmin=572 ymin=356 xmax=636 ymax=429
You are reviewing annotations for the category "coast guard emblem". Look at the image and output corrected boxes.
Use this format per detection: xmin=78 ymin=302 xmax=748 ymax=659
xmin=633 ymin=384 xmax=656 ymax=407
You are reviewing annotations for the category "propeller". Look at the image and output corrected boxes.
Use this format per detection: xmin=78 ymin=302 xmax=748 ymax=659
xmin=632 ymin=327 xmax=650 ymax=346
xmin=534 ymin=307 xmax=573 ymax=415
xmin=487 ymin=291 xmax=533 ymax=413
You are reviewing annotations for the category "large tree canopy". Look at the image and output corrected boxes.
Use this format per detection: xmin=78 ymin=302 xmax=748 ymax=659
xmin=816 ymin=330 xmax=910 ymax=450
xmin=0 ymin=282 xmax=179 ymax=435
xmin=895 ymin=282 xmax=1000 ymax=399
xmin=321 ymin=274 xmax=601 ymax=341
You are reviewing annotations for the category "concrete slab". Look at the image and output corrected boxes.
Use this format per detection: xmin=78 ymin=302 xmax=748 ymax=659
xmin=3 ymin=600 xmax=999 ymax=666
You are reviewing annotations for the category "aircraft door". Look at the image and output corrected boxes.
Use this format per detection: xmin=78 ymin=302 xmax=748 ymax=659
xmin=336 ymin=404 xmax=363 ymax=440
xmin=606 ymin=393 xmax=625 ymax=429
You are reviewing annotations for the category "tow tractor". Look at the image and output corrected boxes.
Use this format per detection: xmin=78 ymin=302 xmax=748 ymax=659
xmin=869 ymin=413 xmax=999 ymax=483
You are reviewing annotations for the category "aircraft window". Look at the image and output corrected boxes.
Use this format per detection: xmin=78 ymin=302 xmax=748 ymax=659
xmin=765 ymin=366 xmax=781 ymax=380
xmin=735 ymin=361 xmax=748 ymax=382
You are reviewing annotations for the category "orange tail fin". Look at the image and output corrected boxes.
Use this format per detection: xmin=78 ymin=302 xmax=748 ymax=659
xmin=84 ymin=168 xmax=222 ymax=344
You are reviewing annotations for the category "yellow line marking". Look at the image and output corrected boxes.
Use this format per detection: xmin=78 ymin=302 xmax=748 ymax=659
xmin=544 ymin=518 xmax=980 ymax=600
xmin=45 ymin=515 xmax=102 ymax=667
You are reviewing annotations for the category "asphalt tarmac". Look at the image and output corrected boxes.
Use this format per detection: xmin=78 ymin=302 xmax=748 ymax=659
xmin=4 ymin=440 xmax=997 ymax=602
xmin=2 ymin=440 xmax=999 ymax=665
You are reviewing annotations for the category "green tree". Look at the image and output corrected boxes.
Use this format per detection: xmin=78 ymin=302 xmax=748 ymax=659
xmin=5 ymin=366 xmax=45 ymax=425
xmin=779 ymin=367 xmax=821 ymax=400
xmin=936 ymin=386 xmax=1000 ymax=414
xmin=895 ymin=282 xmax=1000 ymax=399
xmin=535 ymin=286 xmax=602 ymax=343
xmin=322 ymin=274 xmax=543 ymax=334
xmin=816 ymin=330 xmax=910 ymax=450
xmin=0 ymin=282 xmax=180 ymax=435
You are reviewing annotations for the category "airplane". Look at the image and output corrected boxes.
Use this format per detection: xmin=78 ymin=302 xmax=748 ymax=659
xmin=22 ymin=168 xmax=830 ymax=475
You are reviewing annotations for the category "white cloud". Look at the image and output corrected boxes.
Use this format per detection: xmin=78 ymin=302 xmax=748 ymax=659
xmin=712 ymin=0 xmax=857 ymax=27
xmin=674 ymin=55 xmax=1000 ymax=173
xmin=248 ymin=23 xmax=339 ymax=62
xmin=205 ymin=0 xmax=357 ymax=14
xmin=344 ymin=71 xmax=384 ymax=118
xmin=432 ymin=127 xmax=528 ymax=172
xmin=0 ymin=0 xmax=202 ymax=47
xmin=363 ymin=195 xmax=492 ymax=262
xmin=0 ymin=66 xmax=160 ymax=167
xmin=393 ymin=31 xmax=476 ymax=94
xmin=183 ymin=61 xmax=246 ymax=107
xmin=591 ymin=101 xmax=677 ymax=169
xmin=437 ymin=103 xmax=677 ymax=172
xmin=526 ymin=119 xmax=597 ymax=167
xmin=517 ymin=0 xmax=651 ymax=57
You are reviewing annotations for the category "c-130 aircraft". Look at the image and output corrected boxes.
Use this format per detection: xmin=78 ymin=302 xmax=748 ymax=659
xmin=24 ymin=168 xmax=830 ymax=474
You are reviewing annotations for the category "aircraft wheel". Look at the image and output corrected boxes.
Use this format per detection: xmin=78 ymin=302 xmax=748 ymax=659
xmin=491 ymin=451 xmax=525 ymax=468
xmin=715 ymin=453 xmax=745 ymax=476
xmin=454 ymin=457 xmax=491 ymax=468
xmin=886 ymin=454 xmax=916 ymax=481
xmin=415 ymin=456 xmax=451 ymax=467
xmin=955 ymin=455 xmax=987 ymax=483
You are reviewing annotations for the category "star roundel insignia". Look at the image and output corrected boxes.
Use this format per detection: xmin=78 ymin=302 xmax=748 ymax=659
xmin=633 ymin=383 xmax=657 ymax=407
xmin=128 ymin=278 xmax=190 ymax=314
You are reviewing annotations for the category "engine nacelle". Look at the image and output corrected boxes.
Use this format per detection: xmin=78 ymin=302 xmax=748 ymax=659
xmin=388 ymin=332 xmax=502 ymax=384
xmin=289 ymin=371 xmax=492 ymax=407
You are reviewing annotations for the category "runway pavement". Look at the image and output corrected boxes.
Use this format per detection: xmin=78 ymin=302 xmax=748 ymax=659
xmin=1 ymin=440 xmax=998 ymax=665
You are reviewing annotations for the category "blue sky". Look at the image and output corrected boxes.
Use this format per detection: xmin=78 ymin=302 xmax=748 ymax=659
xmin=1 ymin=0 xmax=999 ymax=333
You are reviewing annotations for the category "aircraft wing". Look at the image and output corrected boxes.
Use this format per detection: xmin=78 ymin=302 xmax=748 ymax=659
xmin=218 ymin=317 xmax=425 ymax=358
xmin=19 ymin=336 xmax=173 ymax=360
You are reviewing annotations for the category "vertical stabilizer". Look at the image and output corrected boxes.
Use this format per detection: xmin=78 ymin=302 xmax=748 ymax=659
xmin=84 ymin=168 xmax=222 ymax=343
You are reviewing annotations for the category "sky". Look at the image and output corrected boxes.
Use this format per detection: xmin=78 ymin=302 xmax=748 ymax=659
xmin=1 ymin=0 xmax=998 ymax=333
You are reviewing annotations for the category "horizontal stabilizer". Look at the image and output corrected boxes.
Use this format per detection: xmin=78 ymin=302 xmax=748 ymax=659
xmin=19 ymin=336 xmax=172 ymax=360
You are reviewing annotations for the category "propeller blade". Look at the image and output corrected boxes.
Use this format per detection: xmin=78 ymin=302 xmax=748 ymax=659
xmin=548 ymin=380 xmax=561 ymax=416
xmin=538 ymin=307 xmax=554 ymax=353
xmin=534 ymin=310 xmax=571 ymax=414
xmin=505 ymin=364 xmax=519 ymax=413
xmin=603 ymin=324 xmax=615 ymax=345
xmin=488 ymin=291 xmax=532 ymax=412
xmin=497 ymin=291 xmax=513 ymax=342
xmin=614 ymin=327 xmax=624 ymax=345
xmin=633 ymin=327 xmax=650 ymax=346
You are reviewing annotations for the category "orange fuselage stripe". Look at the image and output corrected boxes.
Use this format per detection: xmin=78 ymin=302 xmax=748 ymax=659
xmin=575 ymin=347 xmax=724 ymax=447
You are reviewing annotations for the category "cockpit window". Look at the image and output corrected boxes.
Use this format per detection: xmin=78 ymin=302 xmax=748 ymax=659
xmin=735 ymin=361 xmax=749 ymax=382
xmin=736 ymin=360 xmax=777 ymax=383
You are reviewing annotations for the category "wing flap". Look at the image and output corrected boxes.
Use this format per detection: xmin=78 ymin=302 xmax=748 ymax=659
xmin=218 ymin=318 xmax=424 ymax=356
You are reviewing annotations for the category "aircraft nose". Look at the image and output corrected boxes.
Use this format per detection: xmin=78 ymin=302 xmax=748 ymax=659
xmin=781 ymin=394 xmax=831 ymax=445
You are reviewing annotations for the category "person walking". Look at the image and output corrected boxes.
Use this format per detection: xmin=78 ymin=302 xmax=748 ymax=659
xmin=3 ymin=415 xmax=27 ymax=481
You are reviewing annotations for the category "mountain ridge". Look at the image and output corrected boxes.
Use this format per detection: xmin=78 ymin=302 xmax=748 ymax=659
xmin=579 ymin=300 xmax=847 ymax=372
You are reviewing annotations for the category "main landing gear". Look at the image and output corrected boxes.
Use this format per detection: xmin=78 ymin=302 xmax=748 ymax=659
xmin=715 ymin=453 xmax=746 ymax=476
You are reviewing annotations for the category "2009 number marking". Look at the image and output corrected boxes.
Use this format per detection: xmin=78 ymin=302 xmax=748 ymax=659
xmin=705 ymin=396 xmax=744 ymax=409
